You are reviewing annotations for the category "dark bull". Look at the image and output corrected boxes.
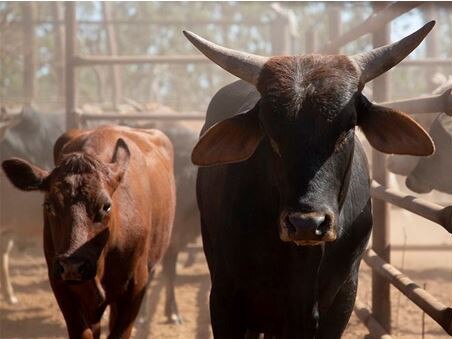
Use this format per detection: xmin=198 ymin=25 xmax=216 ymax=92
xmin=186 ymin=22 xmax=435 ymax=337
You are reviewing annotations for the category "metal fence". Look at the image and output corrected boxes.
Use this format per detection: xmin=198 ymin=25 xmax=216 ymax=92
xmin=18 ymin=1 xmax=452 ymax=337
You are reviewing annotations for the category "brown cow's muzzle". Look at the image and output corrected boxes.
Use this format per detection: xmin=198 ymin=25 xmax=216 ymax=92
xmin=279 ymin=211 xmax=337 ymax=246
xmin=53 ymin=255 xmax=96 ymax=282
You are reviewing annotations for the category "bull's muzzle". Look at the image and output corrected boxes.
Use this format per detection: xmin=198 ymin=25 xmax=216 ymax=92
xmin=53 ymin=255 xmax=95 ymax=282
xmin=279 ymin=211 xmax=337 ymax=245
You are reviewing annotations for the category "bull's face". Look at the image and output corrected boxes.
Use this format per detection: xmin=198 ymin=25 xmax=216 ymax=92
xmin=257 ymin=56 xmax=359 ymax=244
xmin=186 ymin=22 xmax=436 ymax=246
xmin=1 ymin=139 xmax=130 ymax=282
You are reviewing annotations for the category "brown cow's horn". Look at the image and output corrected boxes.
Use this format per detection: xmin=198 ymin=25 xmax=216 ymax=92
xmin=351 ymin=21 xmax=435 ymax=84
xmin=183 ymin=30 xmax=268 ymax=86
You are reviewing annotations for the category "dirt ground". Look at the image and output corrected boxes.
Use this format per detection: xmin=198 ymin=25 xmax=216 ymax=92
xmin=0 ymin=203 xmax=451 ymax=339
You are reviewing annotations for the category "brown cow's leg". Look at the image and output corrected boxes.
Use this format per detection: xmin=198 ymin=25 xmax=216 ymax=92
xmin=162 ymin=249 xmax=182 ymax=324
xmin=0 ymin=236 xmax=17 ymax=304
xmin=108 ymin=287 xmax=147 ymax=339
xmin=108 ymin=265 xmax=148 ymax=339
xmin=50 ymin=280 xmax=95 ymax=339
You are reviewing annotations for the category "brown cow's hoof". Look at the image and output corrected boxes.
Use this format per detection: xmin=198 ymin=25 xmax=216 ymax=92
xmin=167 ymin=313 xmax=183 ymax=325
xmin=7 ymin=295 xmax=18 ymax=304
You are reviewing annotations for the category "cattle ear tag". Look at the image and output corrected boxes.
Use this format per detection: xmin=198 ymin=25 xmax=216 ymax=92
xmin=191 ymin=110 xmax=263 ymax=167
xmin=358 ymin=102 xmax=435 ymax=156
xmin=1 ymin=158 xmax=49 ymax=191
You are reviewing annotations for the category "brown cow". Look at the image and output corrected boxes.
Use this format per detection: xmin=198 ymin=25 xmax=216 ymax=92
xmin=2 ymin=125 xmax=176 ymax=338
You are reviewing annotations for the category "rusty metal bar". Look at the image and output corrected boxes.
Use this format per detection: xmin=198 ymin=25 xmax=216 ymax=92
xmin=354 ymin=299 xmax=393 ymax=339
xmin=370 ymin=181 xmax=452 ymax=234
xmin=65 ymin=2 xmax=76 ymax=130
xmin=320 ymin=2 xmax=421 ymax=54
xmin=379 ymin=88 xmax=452 ymax=115
xmin=73 ymin=55 xmax=208 ymax=66
xmin=371 ymin=2 xmax=391 ymax=332
xmin=364 ymin=249 xmax=452 ymax=335
xmin=78 ymin=112 xmax=205 ymax=121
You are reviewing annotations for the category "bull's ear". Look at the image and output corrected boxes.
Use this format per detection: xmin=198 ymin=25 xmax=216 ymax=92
xmin=109 ymin=138 xmax=130 ymax=185
xmin=192 ymin=106 xmax=263 ymax=166
xmin=2 ymin=158 xmax=49 ymax=191
xmin=357 ymin=96 xmax=434 ymax=156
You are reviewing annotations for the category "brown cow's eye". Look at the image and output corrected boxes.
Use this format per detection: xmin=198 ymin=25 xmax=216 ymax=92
xmin=103 ymin=202 xmax=112 ymax=213
xmin=94 ymin=202 xmax=111 ymax=223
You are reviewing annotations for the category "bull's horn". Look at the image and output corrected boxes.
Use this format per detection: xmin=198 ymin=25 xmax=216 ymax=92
xmin=351 ymin=21 xmax=435 ymax=84
xmin=183 ymin=30 xmax=268 ymax=86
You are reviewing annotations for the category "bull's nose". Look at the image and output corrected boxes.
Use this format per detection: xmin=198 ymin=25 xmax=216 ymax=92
xmin=286 ymin=212 xmax=331 ymax=238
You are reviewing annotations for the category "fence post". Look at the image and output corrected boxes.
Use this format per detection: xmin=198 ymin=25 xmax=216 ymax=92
xmin=305 ymin=28 xmax=317 ymax=54
xmin=423 ymin=3 xmax=438 ymax=92
xmin=270 ymin=4 xmax=292 ymax=54
xmin=22 ymin=2 xmax=36 ymax=106
xmin=327 ymin=4 xmax=342 ymax=54
xmin=65 ymin=2 xmax=77 ymax=129
xmin=371 ymin=2 xmax=391 ymax=334
xmin=102 ymin=2 xmax=122 ymax=109
xmin=52 ymin=2 xmax=65 ymax=104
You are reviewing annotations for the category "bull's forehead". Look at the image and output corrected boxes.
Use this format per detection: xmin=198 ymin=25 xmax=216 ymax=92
xmin=257 ymin=55 xmax=360 ymax=120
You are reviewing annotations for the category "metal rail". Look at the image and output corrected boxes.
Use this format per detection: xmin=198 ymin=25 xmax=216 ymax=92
xmin=9 ymin=18 xmax=268 ymax=26
xmin=353 ymin=299 xmax=393 ymax=339
xmin=363 ymin=249 xmax=452 ymax=335
xmin=370 ymin=181 xmax=452 ymax=234
xmin=73 ymin=55 xmax=209 ymax=66
xmin=78 ymin=112 xmax=205 ymax=121
xmin=379 ymin=88 xmax=452 ymax=115
xmin=398 ymin=59 xmax=452 ymax=67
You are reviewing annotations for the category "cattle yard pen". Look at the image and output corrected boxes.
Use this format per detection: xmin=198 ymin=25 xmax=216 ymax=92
xmin=15 ymin=2 xmax=452 ymax=337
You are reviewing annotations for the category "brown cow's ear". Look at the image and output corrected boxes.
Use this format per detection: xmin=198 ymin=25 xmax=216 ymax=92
xmin=1 ymin=158 xmax=49 ymax=191
xmin=358 ymin=102 xmax=435 ymax=156
xmin=109 ymin=138 xmax=131 ymax=185
xmin=192 ymin=107 xmax=263 ymax=166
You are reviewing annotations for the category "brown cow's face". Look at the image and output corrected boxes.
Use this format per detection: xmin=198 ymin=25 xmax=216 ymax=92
xmin=44 ymin=154 xmax=117 ymax=282
xmin=256 ymin=56 xmax=360 ymax=245
xmin=1 ymin=139 xmax=130 ymax=282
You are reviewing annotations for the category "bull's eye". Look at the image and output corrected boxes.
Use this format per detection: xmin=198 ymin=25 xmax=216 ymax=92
xmin=43 ymin=202 xmax=55 ymax=216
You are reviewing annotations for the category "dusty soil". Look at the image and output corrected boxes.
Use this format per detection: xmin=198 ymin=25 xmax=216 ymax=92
xmin=0 ymin=206 xmax=451 ymax=339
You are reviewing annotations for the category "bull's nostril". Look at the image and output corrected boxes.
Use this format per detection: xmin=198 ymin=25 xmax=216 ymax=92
xmin=316 ymin=214 xmax=333 ymax=236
